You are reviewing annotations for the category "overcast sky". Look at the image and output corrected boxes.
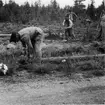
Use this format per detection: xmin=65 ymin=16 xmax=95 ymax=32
xmin=2 ymin=0 xmax=104 ymax=8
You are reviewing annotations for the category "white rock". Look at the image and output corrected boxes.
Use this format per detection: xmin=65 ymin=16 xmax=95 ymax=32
xmin=0 ymin=63 xmax=8 ymax=75
xmin=62 ymin=59 xmax=66 ymax=63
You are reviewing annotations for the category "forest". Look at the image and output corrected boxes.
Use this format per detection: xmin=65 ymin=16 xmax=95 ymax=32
xmin=0 ymin=0 xmax=104 ymax=24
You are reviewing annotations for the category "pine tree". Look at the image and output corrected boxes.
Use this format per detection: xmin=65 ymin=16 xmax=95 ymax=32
xmin=73 ymin=0 xmax=86 ymax=15
xmin=86 ymin=0 xmax=96 ymax=21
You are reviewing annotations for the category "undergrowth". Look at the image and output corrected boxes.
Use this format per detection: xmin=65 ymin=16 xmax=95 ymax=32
xmin=0 ymin=40 xmax=104 ymax=82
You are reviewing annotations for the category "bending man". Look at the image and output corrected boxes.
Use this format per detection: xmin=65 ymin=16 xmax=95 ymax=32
xmin=10 ymin=26 xmax=46 ymax=62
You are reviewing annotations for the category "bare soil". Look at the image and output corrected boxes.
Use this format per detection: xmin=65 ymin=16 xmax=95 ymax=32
xmin=0 ymin=71 xmax=105 ymax=105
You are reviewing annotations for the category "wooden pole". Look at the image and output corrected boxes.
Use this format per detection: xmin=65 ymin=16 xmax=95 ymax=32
xmin=0 ymin=34 xmax=11 ymax=37
xmin=42 ymin=54 xmax=105 ymax=62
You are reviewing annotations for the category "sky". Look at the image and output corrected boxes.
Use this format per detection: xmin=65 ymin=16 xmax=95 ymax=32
xmin=2 ymin=0 xmax=104 ymax=8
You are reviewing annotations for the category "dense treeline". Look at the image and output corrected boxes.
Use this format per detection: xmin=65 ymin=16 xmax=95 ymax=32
xmin=0 ymin=0 xmax=104 ymax=24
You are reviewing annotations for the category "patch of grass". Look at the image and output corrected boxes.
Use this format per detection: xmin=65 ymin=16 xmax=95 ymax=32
xmin=18 ymin=61 xmax=59 ymax=75
xmin=0 ymin=35 xmax=104 ymax=82
xmin=92 ymin=70 xmax=105 ymax=77
xmin=73 ymin=60 xmax=104 ymax=71
xmin=42 ymin=43 xmax=89 ymax=58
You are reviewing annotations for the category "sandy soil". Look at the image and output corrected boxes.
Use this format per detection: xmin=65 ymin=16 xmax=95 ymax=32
xmin=0 ymin=72 xmax=105 ymax=105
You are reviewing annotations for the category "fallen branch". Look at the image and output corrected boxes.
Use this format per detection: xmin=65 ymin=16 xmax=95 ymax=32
xmin=0 ymin=34 xmax=11 ymax=37
xmin=42 ymin=54 xmax=105 ymax=62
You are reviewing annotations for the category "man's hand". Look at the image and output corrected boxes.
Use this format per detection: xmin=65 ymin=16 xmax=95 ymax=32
xmin=64 ymin=26 xmax=71 ymax=29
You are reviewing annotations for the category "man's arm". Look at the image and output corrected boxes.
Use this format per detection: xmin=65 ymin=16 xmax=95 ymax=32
xmin=64 ymin=19 xmax=73 ymax=29
xmin=21 ymin=35 xmax=33 ymax=49
xmin=62 ymin=19 xmax=65 ymax=26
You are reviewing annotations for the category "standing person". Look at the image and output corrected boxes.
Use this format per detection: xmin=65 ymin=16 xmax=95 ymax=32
xmin=97 ymin=10 xmax=105 ymax=41
xmin=10 ymin=26 xmax=46 ymax=63
xmin=85 ymin=18 xmax=92 ymax=42
xmin=63 ymin=14 xmax=74 ymax=41
xmin=62 ymin=9 xmax=77 ymax=41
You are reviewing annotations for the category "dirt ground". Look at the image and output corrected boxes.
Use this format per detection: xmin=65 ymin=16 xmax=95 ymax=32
xmin=0 ymin=71 xmax=105 ymax=105
xmin=0 ymin=33 xmax=105 ymax=104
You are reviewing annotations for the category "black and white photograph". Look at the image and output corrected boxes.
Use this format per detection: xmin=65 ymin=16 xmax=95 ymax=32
xmin=0 ymin=0 xmax=105 ymax=104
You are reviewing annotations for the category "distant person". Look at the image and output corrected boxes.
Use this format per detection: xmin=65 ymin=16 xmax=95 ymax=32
xmin=97 ymin=10 xmax=105 ymax=41
xmin=10 ymin=26 xmax=46 ymax=63
xmin=85 ymin=18 xmax=92 ymax=42
xmin=62 ymin=10 xmax=76 ymax=41
xmin=100 ymin=9 xmax=105 ymax=19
